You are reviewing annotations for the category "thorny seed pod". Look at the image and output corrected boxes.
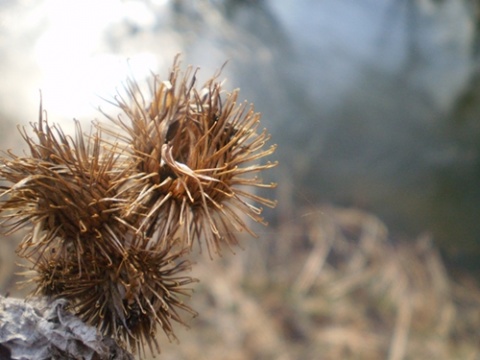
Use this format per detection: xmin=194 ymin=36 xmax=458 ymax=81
xmin=0 ymin=113 xmax=132 ymax=267
xmin=101 ymin=57 xmax=278 ymax=256
xmin=0 ymin=109 xmax=197 ymax=356
xmin=32 ymin=246 xmax=197 ymax=356
xmin=0 ymin=56 xmax=277 ymax=358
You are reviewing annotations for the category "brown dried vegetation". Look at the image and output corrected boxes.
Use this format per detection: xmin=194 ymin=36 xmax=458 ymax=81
xmin=153 ymin=205 xmax=480 ymax=360
xmin=0 ymin=57 xmax=277 ymax=356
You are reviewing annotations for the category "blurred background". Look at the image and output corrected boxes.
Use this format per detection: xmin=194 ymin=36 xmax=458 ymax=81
xmin=1 ymin=0 xmax=480 ymax=359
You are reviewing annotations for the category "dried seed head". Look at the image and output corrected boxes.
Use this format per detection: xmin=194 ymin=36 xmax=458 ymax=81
xmin=103 ymin=57 xmax=278 ymax=255
xmin=0 ymin=114 xmax=132 ymax=267
xmin=0 ymin=108 xmax=196 ymax=356
xmin=32 ymin=246 xmax=197 ymax=356
xmin=0 ymin=56 xmax=277 ymax=358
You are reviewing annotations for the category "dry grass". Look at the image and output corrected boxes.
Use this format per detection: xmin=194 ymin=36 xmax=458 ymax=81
xmin=156 ymin=204 xmax=480 ymax=360
xmin=1 ymin=204 xmax=479 ymax=359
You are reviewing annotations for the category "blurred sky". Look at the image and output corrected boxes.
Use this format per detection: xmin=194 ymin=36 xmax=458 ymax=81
xmin=0 ymin=0 xmax=479 ymax=264
xmin=0 ymin=0 xmax=473 ymax=124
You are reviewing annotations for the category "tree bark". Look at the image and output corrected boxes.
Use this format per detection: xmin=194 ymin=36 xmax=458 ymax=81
xmin=0 ymin=295 xmax=134 ymax=360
